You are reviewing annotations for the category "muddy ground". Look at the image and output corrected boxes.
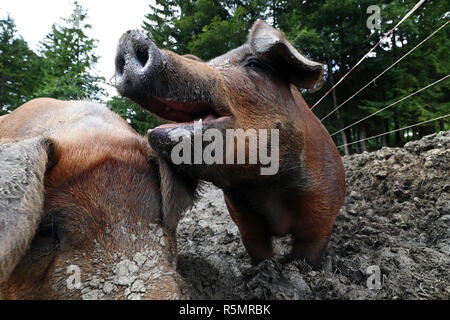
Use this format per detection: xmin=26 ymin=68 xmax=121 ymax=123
xmin=176 ymin=131 xmax=450 ymax=300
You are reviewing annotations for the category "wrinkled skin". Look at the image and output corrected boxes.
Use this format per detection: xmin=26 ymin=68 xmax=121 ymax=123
xmin=0 ymin=98 xmax=197 ymax=299
xmin=115 ymin=20 xmax=345 ymax=267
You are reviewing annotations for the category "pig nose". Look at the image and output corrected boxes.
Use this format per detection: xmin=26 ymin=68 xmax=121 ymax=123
xmin=114 ymin=30 xmax=162 ymax=96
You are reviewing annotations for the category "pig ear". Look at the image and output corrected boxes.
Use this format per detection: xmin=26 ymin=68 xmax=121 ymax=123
xmin=157 ymin=157 xmax=197 ymax=231
xmin=249 ymin=20 xmax=324 ymax=89
xmin=0 ymin=137 xmax=55 ymax=283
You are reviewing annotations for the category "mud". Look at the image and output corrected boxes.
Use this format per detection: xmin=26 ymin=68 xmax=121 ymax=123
xmin=177 ymin=131 xmax=450 ymax=300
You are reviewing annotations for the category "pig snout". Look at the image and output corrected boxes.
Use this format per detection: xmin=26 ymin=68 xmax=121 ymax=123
xmin=115 ymin=30 xmax=163 ymax=97
xmin=115 ymin=30 xmax=231 ymax=123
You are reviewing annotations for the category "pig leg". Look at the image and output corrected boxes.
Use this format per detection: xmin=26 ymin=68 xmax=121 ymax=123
xmin=241 ymin=233 xmax=274 ymax=263
xmin=291 ymin=210 xmax=337 ymax=267
xmin=224 ymin=196 xmax=274 ymax=262
xmin=290 ymin=189 xmax=341 ymax=267
xmin=292 ymin=233 xmax=331 ymax=268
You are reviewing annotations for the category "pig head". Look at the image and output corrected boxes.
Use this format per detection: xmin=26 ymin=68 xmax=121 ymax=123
xmin=115 ymin=20 xmax=345 ymax=267
xmin=0 ymin=98 xmax=197 ymax=299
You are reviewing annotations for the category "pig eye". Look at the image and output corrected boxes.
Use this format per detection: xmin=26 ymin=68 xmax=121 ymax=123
xmin=37 ymin=221 xmax=58 ymax=240
xmin=245 ymin=58 xmax=264 ymax=69
xmin=244 ymin=57 xmax=275 ymax=74
xmin=36 ymin=213 xmax=60 ymax=242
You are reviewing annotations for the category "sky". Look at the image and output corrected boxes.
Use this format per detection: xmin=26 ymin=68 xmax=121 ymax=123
xmin=0 ymin=0 xmax=155 ymax=98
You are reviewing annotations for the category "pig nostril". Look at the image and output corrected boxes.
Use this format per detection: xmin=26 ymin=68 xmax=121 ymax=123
xmin=134 ymin=43 xmax=149 ymax=68
xmin=116 ymin=55 xmax=125 ymax=76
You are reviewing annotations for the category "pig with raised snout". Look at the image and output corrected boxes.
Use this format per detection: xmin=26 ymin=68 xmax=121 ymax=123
xmin=115 ymin=20 xmax=346 ymax=267
xmin=0 ymin=98 xmax=197 ymax=299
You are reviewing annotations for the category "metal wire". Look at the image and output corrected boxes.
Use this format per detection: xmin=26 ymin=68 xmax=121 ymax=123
xmin=321 ymin=20 xmax=450 ymax=121
xmin=330 ymin=74 xmax=450 ymax=137
xmin=337 ymin=113 xmax=449 ymax=148
xmin=310 ymin=0 xmax=427 ymax=110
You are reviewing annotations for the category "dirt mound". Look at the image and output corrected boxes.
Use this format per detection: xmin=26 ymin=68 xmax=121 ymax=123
xmin=177 ymin=130 xmax=450 ymax=300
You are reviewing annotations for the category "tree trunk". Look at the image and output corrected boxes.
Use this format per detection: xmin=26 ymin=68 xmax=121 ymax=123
xmin=391 ymin=30 xmax=403 ymax=146
xmin=327 ymin=61 xmax=349 ymax=155
xmin=359 ymin=125 xmax=368 ymax=152
xmin=336 ymin=111 xmax=349 ymax=155
xmin=345 ymin=130 xmax=352 ymax=154
xmin=381 ymin=119 xmax=388 ymax=146
xmin=354 ymin=129 xmax=360 ymax=153
xmin=394 ymin=111 xmax=401 ymax=146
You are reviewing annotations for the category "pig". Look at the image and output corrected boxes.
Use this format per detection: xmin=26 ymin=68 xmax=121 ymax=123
xmin=114 ymin=20 xmax=346 ymax=267
xmin=0 ymin=98 xmax=197 ymax=299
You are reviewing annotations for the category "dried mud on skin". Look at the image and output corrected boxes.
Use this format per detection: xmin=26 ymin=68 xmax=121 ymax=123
xmin=177 ymin=131 xmax=450 ymax=300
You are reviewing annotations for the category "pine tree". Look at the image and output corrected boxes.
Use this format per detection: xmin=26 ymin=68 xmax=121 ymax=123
xmin=0 ymin=14 xmax=42 ymax=114
xmin=36 ymin=1 xmax=104 ymax=101
xmin=142 ymin=0 xmax=266 ymax=60
xmin=276 ymin=0 xmax=449 ymax=151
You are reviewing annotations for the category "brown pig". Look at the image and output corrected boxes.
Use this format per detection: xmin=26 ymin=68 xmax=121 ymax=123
xmin=114 ymin=20 xmax=346 ymax=267
xmin=0 ymin=98 xmax=197 ymax=299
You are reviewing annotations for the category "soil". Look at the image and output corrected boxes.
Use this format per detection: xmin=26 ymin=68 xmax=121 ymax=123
xmin=176 ymin=130 xmax=450 ymax=300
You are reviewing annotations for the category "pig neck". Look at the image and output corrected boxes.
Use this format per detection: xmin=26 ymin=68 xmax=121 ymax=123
xmin=223 ymin=182 xmax=304 ymax=236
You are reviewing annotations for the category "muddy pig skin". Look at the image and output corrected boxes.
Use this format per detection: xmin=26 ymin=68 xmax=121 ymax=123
xmin=0 ymin=98 xmax=198 ymax=299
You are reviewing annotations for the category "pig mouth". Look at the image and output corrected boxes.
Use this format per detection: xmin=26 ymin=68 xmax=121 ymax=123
xmin=138 ymin=95 xmax=232 ymax=130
